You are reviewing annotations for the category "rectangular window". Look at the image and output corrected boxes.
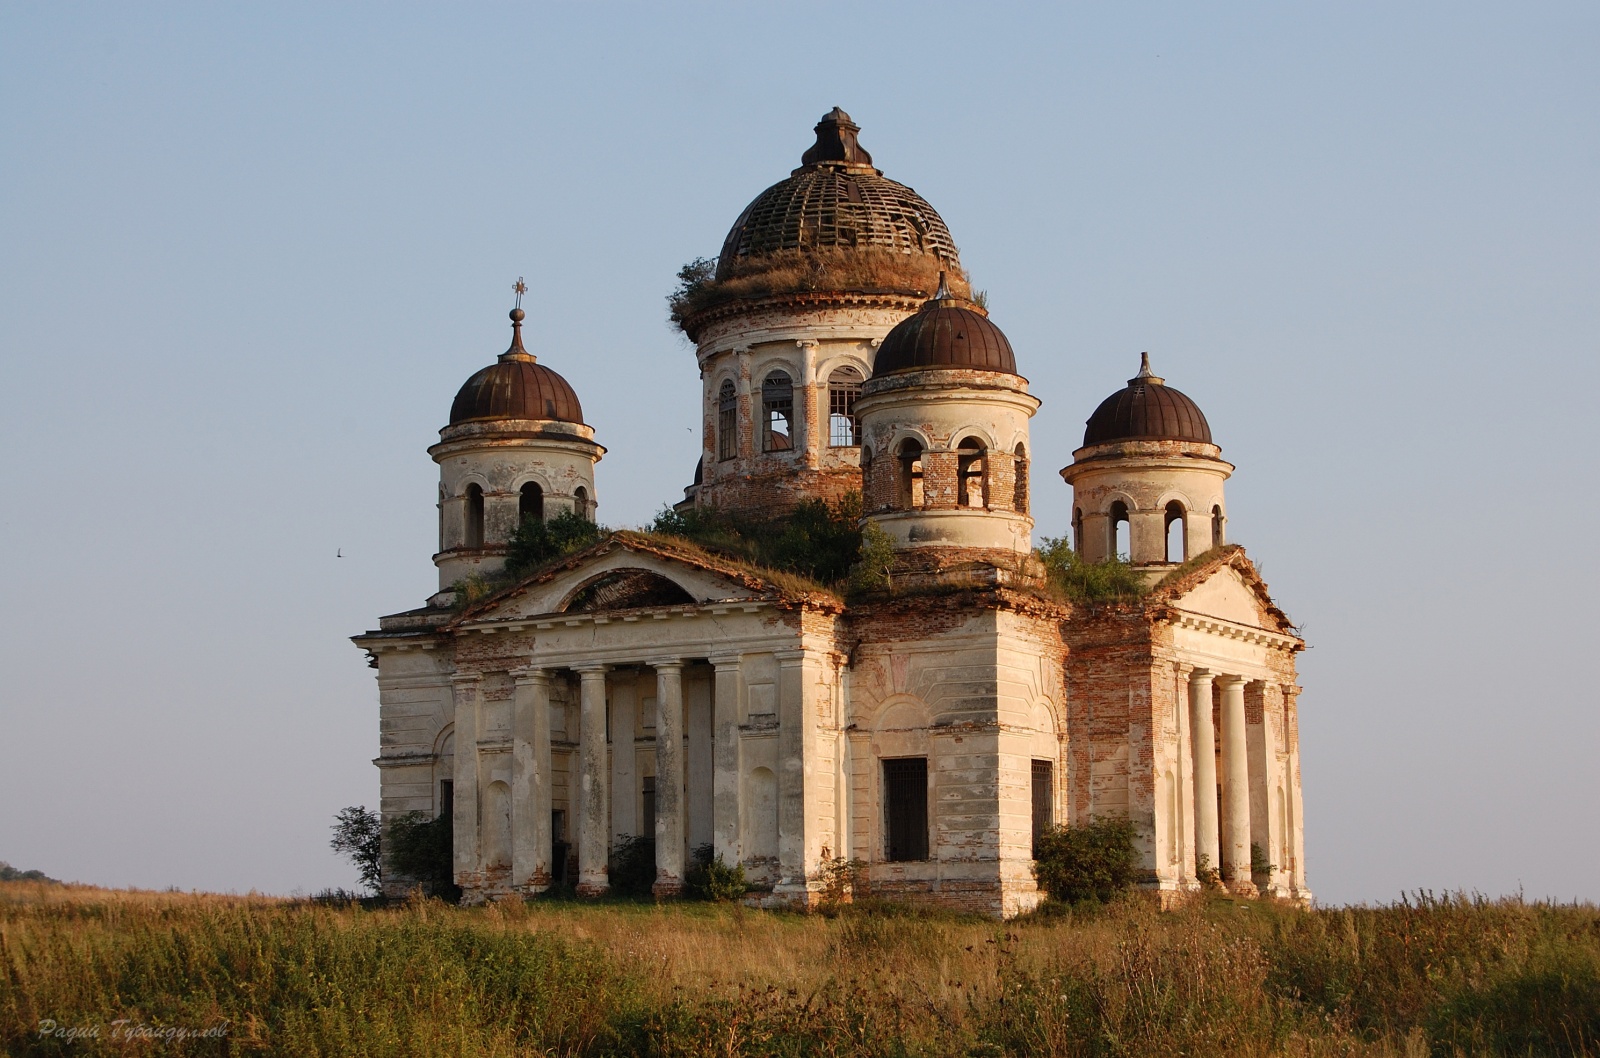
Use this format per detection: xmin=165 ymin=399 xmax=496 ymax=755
xmin=829 ymin=383 xmax=860 ymax=445
xmin=1031 ymin=760 xmax=1054 ymax=857
xmin=439 ymin=779 xmax=454 ymax=823
xmin=884 ymin=757 xmax=929 ymax=862
xmin=718 ymin=404 xmax=737 ymax=461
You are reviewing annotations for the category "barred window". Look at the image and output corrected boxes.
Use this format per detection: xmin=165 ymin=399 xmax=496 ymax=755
xmin=717 ymin=379 xmax=737 ymax=461
xmin=828 ymin=366 xmax=863 ymax=446
xmin=762 ymin=371 xmax=793 ymax=452
xmin=1031 ymin=760 xmax=1053 ymax=858
xmin=898 ymin=439 xmax=924 ymax=508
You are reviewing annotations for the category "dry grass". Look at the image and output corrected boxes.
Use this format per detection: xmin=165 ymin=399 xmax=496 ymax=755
xmin=4 ymin=883 xmax=1598 ymax=1056
xmin=672 ymin=248 xmax=972 ymax=332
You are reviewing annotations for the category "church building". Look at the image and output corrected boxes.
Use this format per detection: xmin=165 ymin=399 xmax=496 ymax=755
xmin=354 ymin=109 xmax=1312 ymax=916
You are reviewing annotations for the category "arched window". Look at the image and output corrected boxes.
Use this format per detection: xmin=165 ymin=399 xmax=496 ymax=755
xmin=898 ymin=439 xmax=924 ymax=509
xmin=761 ymin=371 xmax=793 ymax=452
xmin=573 ymin=486 xmax=591 ymax=521
xmin=1211 ymin=505 xmax=1225 ymax=547
xmin=1072 ymin=508 xmax=1084 ymax=552
xmin=957 ymin=437 xmax=986 ymax=509
xmin=1013 ymin=444 xmax=1029 ymax=514
xmin=437 ymin=484 xmax=446 ymax=552
xmin=1109 ymin=500 xmax=1130 ymax=561
xmin=827 ymin=366 xmax=863 ymax=446
xmin=1165 ymin=501 xmax=1186 ymax=563
xmin=519 ymin=482 xmax=544 ymax=524
xmin=717 ymin=379 xmax=737 ymax=461
xmin=464 ymin=483 xmax=484 ymax=549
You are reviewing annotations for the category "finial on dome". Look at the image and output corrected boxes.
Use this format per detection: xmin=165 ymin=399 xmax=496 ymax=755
xmin=934 ymin=270 xmax=953 ymax=301
xmin=800 ymin=106 xmax=874 ymax=169
xmin=1130 ymin=351 xmax=1164 ymax=386
xmin=502 ymin=279 xmax=535 ymax=362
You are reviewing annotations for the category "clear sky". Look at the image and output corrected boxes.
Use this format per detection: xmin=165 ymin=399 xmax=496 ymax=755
xmin=2 ymin=2 xmax=1596 ymax=905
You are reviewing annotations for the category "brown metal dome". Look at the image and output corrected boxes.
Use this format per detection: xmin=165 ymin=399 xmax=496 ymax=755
xmin=871 ymin=277 xmax=1017 ymax=376
xmin=716 ymin=108 xmax=961 ymax=273
xmin=449 ymin=309 xmax=585 ymax=426
xmin=1083 ymin=354 xmax=1211 ymax=446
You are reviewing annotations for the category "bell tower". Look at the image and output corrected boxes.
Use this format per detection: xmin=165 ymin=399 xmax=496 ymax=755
xmin=1060 ymin=354 xmax=1230 ymax=568
xmin=430 ymin=288 xmax=604 ymax=590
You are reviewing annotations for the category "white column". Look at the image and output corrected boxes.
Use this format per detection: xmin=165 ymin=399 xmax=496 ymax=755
xmin=685 ymin=672 xmax=714 ymax=852
xmin=510 ymin=668 xmax=552 ymax=893
xmin=1188 ymin=668 xmax=1220 ymax=879
xmin=1174 ymin=664 xmax=1197 ymax=887
xmin=1219 ymin=675 xmax=1254 ymax=893
xmin=575 ymin=665 xmax=610 ymax=897
xmin=450 ymin=674 xmax=483 ymax=897
xmin=796 ymin=339 xmax=818 ymax=466
xmin=1284 ymin=685 xmax=1311 ymax=901
xmin=652 ymin=659 xmax=686 ymax=896
xmin=710 ymin=653 xmax=742 ymax=865
xmin=609 ymin=674 xmax=637 ymax=841
xmin=774 ymin=650 xmax=817 ymax=903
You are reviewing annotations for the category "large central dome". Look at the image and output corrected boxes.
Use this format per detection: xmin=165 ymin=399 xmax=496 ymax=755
xmin=716 ymin=108 xmax=961 ymax=276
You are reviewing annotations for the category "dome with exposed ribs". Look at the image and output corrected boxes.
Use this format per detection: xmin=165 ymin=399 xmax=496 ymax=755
xmin=449 ymin=309 xmax=586 ymax=426
xmin=716 ymin=108 xmax=961 ymax=276
xmin=1082 ymin=354 xmax=1212 ymax=446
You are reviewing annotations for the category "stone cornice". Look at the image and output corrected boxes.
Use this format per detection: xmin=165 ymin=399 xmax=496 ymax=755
xmin=1164 ymin=607 xmax=1303 ymax=652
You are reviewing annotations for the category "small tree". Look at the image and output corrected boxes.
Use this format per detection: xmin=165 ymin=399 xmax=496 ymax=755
xmin=330 ymin=806 xmax=383 ymax=895
xmin=849 ymin=522 xmax=896 ymax=593
xmin=1035 ymin=535 xmax=1146 ymax=603
xmin=1032 ymin=816 xmax=1139 ymax=905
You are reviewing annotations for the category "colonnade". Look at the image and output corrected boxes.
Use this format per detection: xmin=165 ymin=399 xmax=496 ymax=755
xmin=1184 ymin=668 xmax=1303 ymax=895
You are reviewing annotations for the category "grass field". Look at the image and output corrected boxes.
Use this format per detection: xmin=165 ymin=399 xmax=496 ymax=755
xmin=3 ymin=881 xmax=1598 ymax=1056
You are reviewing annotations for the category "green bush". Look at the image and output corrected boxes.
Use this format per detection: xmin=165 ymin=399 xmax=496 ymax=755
xmin=1036 ymin=535 xmax=1147 ymax=603
xmin=650 ymin=493 xmax=863 ymax=587
xmin=684 ymin=843 xmax=747 ymax=902
xmin=506 ymin=509 xmax=605 ymax=576
xmin=1033 ymin=816 xmax=1139 ymax=905
xmin=385 ymin=811 xmax=461 ymax=902
xmin=848 ymin=521 xmax=896 ymax=593
xmin=608 ymin=834 xmax=657 ymax=898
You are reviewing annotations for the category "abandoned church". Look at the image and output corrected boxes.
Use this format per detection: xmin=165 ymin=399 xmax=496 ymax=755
xmin=354 ymin=109 xmax=1312 ymax=916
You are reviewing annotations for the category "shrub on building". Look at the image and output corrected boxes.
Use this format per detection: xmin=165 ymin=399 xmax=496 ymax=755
xmin=650 ymin=493 xmax=863 ymax=587
xmin=1036 ymin=536 xmax=1147 ymax=604
xmin=385 ymin=811 xmax=461 ymax=903
xmin=685 ymin=843 xmax=747 ymax=902
xmin=608 ymin=834 xmax=657 ymax=898
xmin=506 ymin=509 xmax=606 ymax=576
xmin=1033 ymin=816 xmax=1139 ymax=905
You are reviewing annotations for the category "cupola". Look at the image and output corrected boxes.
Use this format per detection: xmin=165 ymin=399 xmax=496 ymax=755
xmin=1061 ymin=354 xmax=1231 ymax=569
xmin=854 ymin=277 xmax=1040 ymax=583
xmin=428 ymin=286 xmax=605 ymax=592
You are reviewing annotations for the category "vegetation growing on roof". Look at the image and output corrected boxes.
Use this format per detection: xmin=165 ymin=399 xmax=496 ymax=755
xmin=648 ymin=493 xmax=864 ymax=590
xmin=1035 ymin=535 xmax=1148 ymax=604
xmin=506 ymin=510 xmax=606 ymax=577
xmin=668 ymin=250 xmax=972 ymax=332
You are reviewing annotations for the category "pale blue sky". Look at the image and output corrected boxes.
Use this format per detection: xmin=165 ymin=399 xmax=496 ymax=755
xmin=2 ymin=2 xmax=1596 ymax=904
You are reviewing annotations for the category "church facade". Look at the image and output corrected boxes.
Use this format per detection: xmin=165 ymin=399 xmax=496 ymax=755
xmin=354 ymin=109 xmax=1312 ymax=916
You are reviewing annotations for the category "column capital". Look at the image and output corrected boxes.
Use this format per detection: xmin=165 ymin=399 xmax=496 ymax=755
xmin=575 ymin=663 xmax=609 ymax=678
xmin=708 ymin=652 xmax=743 ymax=667
xmin=450 ymin=672 xmax=483 ymax=687
xmin=1216 ymin=674 xmax=1247 ymax=689
xmin=774 ymin=649 xmax=809 ymax=665
xmin=510 ymin=666 xmax=550 ymax=684
xmin=794 ymin=339 xmax=819 ymax=350
xmin=1187 ymin=667 xmax=1214 ymax=684
xmin=647 ymin=658 xmax=685 ymax=673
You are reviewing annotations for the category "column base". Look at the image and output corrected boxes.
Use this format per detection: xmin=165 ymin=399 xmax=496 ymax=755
xmin=651 ymin=877 xmax=685 ymax=899
xmin=575 ymin=881 xmax=610 ymax=898
xmin=1227 ymin=876 xmax=1260 ymax=898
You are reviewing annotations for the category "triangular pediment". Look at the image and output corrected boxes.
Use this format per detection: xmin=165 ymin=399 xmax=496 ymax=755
xmin=451 ymin=532 xmax=831 ymax=624
xmin=1149 ymin=545 xmax=1296 ymax=635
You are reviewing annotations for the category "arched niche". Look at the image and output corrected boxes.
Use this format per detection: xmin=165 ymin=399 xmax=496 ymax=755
xmin=558 ymin=568 xmax=695 ymax=613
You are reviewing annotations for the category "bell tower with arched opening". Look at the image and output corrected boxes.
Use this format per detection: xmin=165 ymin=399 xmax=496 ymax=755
xmin=855 ymin=276 xmax=1040 ymax=585
xmin=673 ymin=108 xmax=969 ymax=515
xmin=1059 ymin=353 xmax=1230 ymax=569
xmin=430 ymin=294 xmax=604 ymax=591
